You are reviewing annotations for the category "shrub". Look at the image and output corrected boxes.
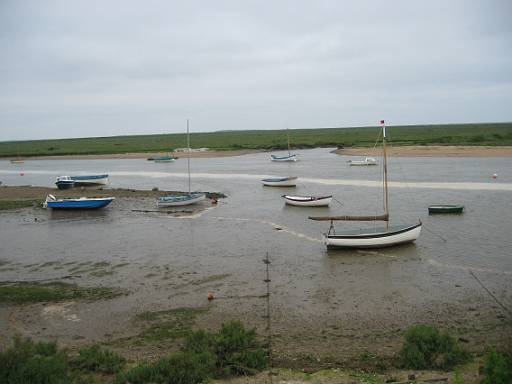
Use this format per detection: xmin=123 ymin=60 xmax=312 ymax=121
xmin=398 ymin=325 xmax=468 ymax=370
xmin=481 ymin=349 xmax=512 ymax=384
xmin=72 ymin=345 xmax=126 ymax=374
xmin=0 ymin=336 xmax=70 ymax=384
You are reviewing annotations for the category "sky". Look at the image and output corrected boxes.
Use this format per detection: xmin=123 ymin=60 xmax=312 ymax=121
xmin=0 ymin=0 xmax=511 ymax=141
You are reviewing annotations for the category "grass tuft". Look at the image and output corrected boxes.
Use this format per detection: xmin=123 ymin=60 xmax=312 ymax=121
xmin=72 ymin=345 xmax=126 ymax=374
xmin=481 ymin=349 xmax=512 ymax=384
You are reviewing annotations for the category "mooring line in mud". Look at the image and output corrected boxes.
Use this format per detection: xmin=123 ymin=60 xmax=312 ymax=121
xmin=427 ymin=258 xmax=512 ymax=276
xmin=469 ymin=269 xmax=511 ymax=316
xmin=211 ymin=216 xmax=324 ymax=243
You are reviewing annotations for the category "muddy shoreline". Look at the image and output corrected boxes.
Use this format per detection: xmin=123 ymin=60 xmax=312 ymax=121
xmin=335 ymin=145 xmax=512 ymax=157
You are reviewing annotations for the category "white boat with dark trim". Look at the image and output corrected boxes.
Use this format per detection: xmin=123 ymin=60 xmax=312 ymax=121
xmin=282 ymin=195 xmax=332 ymax=207
xmin=348 ymin=157 xmax=377 ymax=166
xmin=310 ymin=120 xmax=421 ymax=249
xmin=69 ymin=174 xmax=108 ymax=185
xmin=261 ymin=176 xmax=298 ymax=187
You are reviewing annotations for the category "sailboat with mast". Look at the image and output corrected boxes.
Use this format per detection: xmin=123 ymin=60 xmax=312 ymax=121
xmin=271 ymin=129 xmax=297 ymax=162
xmin=10 ymin=145 xmax=24 ymax=164
xmin=309 ymin=120 xmax=421 ymax=249
xmin=157 ymin=120 xmax=206 ymax=207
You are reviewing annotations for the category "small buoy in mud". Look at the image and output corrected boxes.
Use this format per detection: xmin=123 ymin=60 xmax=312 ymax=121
xmin=19 ymin=172 xmax=24 ymax=176
xmin=211 ymin=198 xmax=218 ymax=205
xmin=207 ymin=291 xmax=215 ymax=301
xmin=492 ymin=173 xmax=498 ymax=179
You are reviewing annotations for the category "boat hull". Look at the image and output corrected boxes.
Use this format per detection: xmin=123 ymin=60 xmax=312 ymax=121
xmin=428 ymin=205 xmax=464 ymax=214
xmin=153 ymin=156 xmax=176 ymax=163
xmin=325 ymin=223 xmax=422 ymax=249
xmin=261 ymin=177 xmax=298 ymax=187
xmin=70 ymin=175 xmax=109 ymax=185
xmin=45 ymin=197 xmax=114 ymax=209
xmin=283 ymin=195 xmax=332 ymax=207
xmin=271 ymin=154 xmax=297 ymax=162
xmin=55 ymin=181 xmax=75 ymax=190
xmin=157 ymin=193 xmax=206 ymax=207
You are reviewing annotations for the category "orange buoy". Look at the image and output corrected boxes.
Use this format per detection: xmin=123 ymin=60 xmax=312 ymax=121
xmin=207 ymin=291 xmax=215 ymax=301
xmin=19 ymin=172 xmax=24 ymax=176
xmin=492 ymin=173 xmax=498 ymax=179
xmin=211 ymin=198 xmax=218 ymax=205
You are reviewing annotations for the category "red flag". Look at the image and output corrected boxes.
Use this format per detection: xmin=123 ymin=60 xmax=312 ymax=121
xmin=380 ymin=120 xmax=385 ymax=124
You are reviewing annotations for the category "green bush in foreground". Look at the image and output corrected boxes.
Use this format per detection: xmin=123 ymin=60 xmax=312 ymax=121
xmin=72 ymin=345 xmax=126 ymax=373
xmin=0 ymin=336 xmax=70 ymax=384
xmin=481 ymin=349 xmax=512 ymax=384
xmin=399 ymin=325 xmax=468 ymax=370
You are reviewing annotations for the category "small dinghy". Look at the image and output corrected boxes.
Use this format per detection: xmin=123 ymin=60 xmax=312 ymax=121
xmin=152 ymin=155 xmax=176 ymax=163
xmin=428 ymin=205 xmax=464 ymax=214
xmin=271 ymin=154 xmax=297 ymax=162
xmin=261 ymin=176 xmax=298 ymax=187
xmin=70 ymin=174 xmax=109 ymax=185
xmin=157 ymin=192 xmax=206 ymax=207
xmin=348 ymin=157 xmax=377 ymax=166
xmin=283 ymin=195 xmax=332 ymax=207
xmin=55 ymin=176 xmax=75 ymax=190
xmin=43 ymin=194 xmax=114 ymax=209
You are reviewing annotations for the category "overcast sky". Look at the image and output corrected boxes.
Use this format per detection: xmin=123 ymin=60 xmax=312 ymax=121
xmin=0 ymin=0 xmax=511 ymax=141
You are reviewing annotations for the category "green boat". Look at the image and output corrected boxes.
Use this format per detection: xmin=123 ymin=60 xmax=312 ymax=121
xmin=428 ymin=205 xmax=464 ymax=214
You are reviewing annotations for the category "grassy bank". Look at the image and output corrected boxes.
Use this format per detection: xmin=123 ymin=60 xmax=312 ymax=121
xmin=1 ymin=122 xmax=511 ymax=157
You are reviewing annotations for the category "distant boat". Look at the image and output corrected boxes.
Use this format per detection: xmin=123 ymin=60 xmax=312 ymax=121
xmin=283 ymin=195 xmax=332 ymax=207
xmin=310 ymin=120 xmax=421 ymax=249
xmin=55 ymin=176 xmax=75 ymax=190
xmin=43 ymin=194 xmax=114 ymax=209
xmin=261 ymin=176 xmax=298 ymax=187
xmin=10 ymin=144 xmax=24 ymax=164
xmin=152 ymin=155 xmax=176 ymax=163
xmin=69 ymin=174 xmax=108 ymax=185
xmin=428 ymin=205 xmax=464 ymax=214
xmin=157 ymin=120 xmax=206 ymax=207
xmin=348 ymin=157 xmax=377 ymax=166
xmin=271 ymin=129 xmax=297 ymax=162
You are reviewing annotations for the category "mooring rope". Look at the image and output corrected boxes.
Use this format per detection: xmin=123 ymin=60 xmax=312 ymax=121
xmin=469 ymin=269 xmax=511 ymax=315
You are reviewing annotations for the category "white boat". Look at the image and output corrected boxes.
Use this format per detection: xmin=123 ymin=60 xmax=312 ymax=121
xmin=271 ymin=129 xmax=298 ymax=162
xmin=283 ymin=195 xmax=332 ymax=207
xmin=157 ymin=120 xmax=206 ymax=207
xmin=348 ymin=157 xmax=377 ymax=166
xmin=310 ymin=120 xmax=421 ymax=249
xmin=69 ymin=174 xmax=109 ymax=185
xmin=261 ymin=176 xmax=298 ymax=187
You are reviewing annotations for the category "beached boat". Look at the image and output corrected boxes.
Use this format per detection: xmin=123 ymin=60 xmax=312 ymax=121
xmin=283 ymin=195 xmax=332 ymax=207
xmin=271 ymin=129 xmax=297 ymax=162
xmin=152 ymin=155 xmax=176 ymax=163
xmin=69 ymin=174 xmax=109 ymax=185
xmin=157 ymin=120 xmax=206 ymax=207
xmin=348 ymin=157 xmax=377 ymax=166
xmin=261 ymin=176 xmax=298 ymax=187
xmin=43 ymin=194 xmax=114 ymax=209
xmin=55 ymin=176 xmax=75 ymax=190
xmin=428 ymin=205 xmax=464 ymax=214
xmin=310 ymin=120 xmax=421 ymax=249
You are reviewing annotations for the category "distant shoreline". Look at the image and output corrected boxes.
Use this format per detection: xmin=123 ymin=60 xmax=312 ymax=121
xmin=335 ymin=145 xmax=512 ymax=157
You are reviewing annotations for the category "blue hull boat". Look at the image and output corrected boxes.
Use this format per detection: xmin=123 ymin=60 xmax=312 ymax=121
xmin=157 ymin=192 xmax=205 ymax=207
xmin=152 ymin=156 xmax=176 ymax=162
xmin=69 ymin=174 xmax=108 ymax=185
xmin=44 ymin=195 xmax=114 ymax=209
xmin=55 ymin=176 xmax=75 ymax=190
xmin=271 ymin=154 xmax=297 ymax=162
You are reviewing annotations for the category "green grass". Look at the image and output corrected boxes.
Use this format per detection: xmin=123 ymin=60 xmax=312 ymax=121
xmin=481 ymin=349 xmax=512 ymax=384
xmin=0 ymin=200 xmax=42 ymax=210
xmin=72 ymin=345 xmax=126 ymax=374
xmin=1 ymin=122 xmax=511 ymax=157
xmin=0 ymin=281 xmax=125 ymax=304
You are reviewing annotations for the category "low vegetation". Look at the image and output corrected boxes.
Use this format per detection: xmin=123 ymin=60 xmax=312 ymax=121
xmin=1 ymin=122 xmax=511 ymax=157
xmin=0 ymin=199 xmax=42 ymax=210
xmin=398 ymin=324 xmax=469 ymax=370
xmin=481 ymin=349 xmax=512 ymax=384
xmin=0 ymin=281 xmax=125 ymax=303
xmin=72 ymin=345 xmax=126 ymax=374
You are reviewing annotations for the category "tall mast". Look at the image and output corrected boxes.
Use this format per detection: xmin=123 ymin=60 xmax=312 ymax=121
xmin=187 ymin=119 xmax=191 ymax=193
xmin=287 ymin=128 xmax=291 ymax=156
xmin=381 ymin=120 xmax=389 ymax=225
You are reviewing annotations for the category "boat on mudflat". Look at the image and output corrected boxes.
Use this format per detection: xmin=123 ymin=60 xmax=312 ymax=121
xmin=428 ymin=205 xmax=464 ymax=214
xmin=43 ymin=194 xmax=114 ymax=209
xmin=348 ymin=157 xmax=377 ymax=166
xmin=157 ymin=192 xmax=206 ymax=207
xmin=69 ymin=174 xmax=108 ymax=185
xmin=271 ymin=154 xmax=297 ymax=162
xmin=152 ymin=155 xmax=176 ymax=163
xmin=55 ymin=176 xmax=75 ymax=190
xmin=282 ymin=195 xmax=332 ymax=207
xmin=261 ymin=177 xmax=298 ymax=187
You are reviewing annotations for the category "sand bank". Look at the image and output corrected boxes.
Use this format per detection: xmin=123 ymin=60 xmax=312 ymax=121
xmin=335 ymin=145 xmax=512 ymax=157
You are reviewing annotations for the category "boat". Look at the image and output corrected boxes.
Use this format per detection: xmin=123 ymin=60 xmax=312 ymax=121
xmin=157 ymin=120 xmax=206 ymax=207
xmin=282 ymin=195 xmax=332 ymax=207
xmin=271 ymin=129 xmax=297 ymax=162
xmin=428 ymin=205 xmax=464 ymax=214
xmin=55 ymin=176 xmax=75 ymax=190
xmin=152 ymin=155 xmax=176 ymax=163
xmin=309 ymin=120 xmax=421 ymax=249
xmin=43 ymin=194 xmax=114 ymax=209
xmin=348 ymin=157 xmax=377 ymax=166
xmin=69 ymin=174 xmax=109 ymax=185
xmin=261 ymin=176 xmax=298 ymax=187
xmin=10 ymin=145 xmax=24 ymax=164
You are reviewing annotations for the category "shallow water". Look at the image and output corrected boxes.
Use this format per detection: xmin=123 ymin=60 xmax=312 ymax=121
xmin=0 ymin=149 xmax=511 ymax=347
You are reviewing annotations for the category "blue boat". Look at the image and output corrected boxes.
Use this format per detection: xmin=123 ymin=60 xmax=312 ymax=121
xmin=270 ymin=154 xmax=297 ymax=162
xmin=55 ymin=176 xmax=75 ymax=190
xmin=69 ymin=174 xmax=108 ymax=185
xmin=157 ymin=192 xmax=205 ymax=207
xmin=152 ymin=155 xmax=176 ymax=163
xmin=43 ymin=194 xmax=115 ymax=209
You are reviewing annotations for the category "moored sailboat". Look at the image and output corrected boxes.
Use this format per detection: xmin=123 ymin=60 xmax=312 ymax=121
xmin=271 ymin=129 xmax=297 ymax=162
xmin=309 ymin=120 xmax=421 ymax=249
